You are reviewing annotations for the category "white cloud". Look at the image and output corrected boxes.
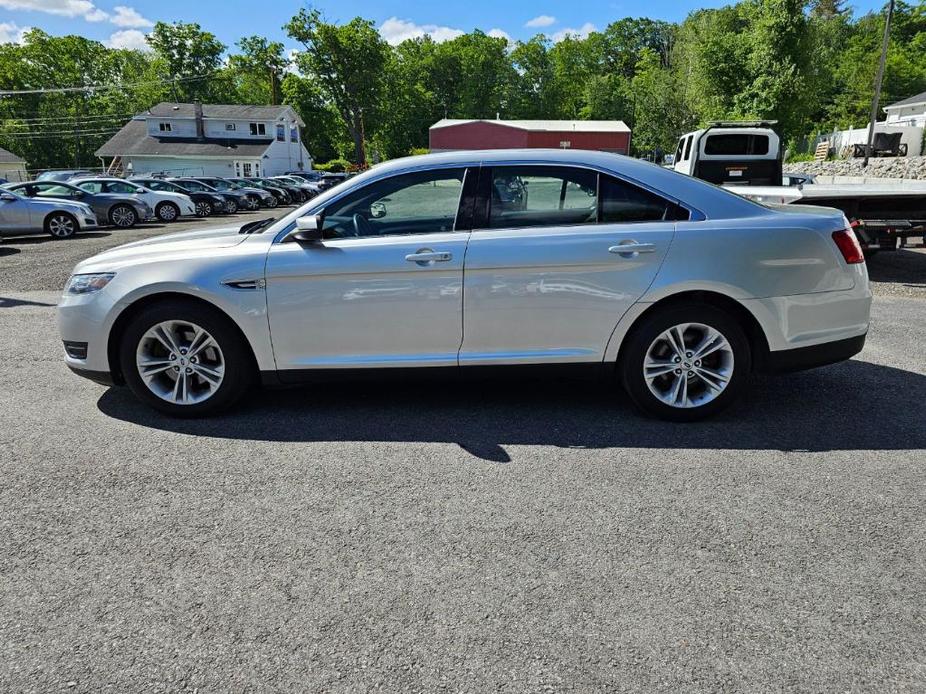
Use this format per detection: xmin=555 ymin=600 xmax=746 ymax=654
xmin=0 ymin=0 xmax=108 ymax=21
xmin=378 ymin=17 xmax=464 ymax=45
xmin=110 ymin=6 xmax=153 ymax=28
xmin=487 ymin=28 xmax=511 ymax=42
xmin=106 ymin=29 xmax=150 ymax=52
xmin=552 ymin=22 xmax=597 ymax=42
xmin=525 ymin=15 xmax=556 ymax=28
xmin=0 ymin=21 xmax=29 ymax=44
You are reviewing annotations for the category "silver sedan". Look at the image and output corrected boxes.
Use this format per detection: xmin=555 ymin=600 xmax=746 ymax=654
xmin=58 ymin=150 xmax=871 ymax=420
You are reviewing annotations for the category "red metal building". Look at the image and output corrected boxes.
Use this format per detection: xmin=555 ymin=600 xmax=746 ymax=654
xmin=429 ymin=119 xmax=631 ymax=154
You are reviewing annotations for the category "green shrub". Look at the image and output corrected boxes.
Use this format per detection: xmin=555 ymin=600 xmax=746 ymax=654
xmin=314 ymin=158 xmax=351 ymax=173
xmin=408 ymin=147 xmax=429 ymax=157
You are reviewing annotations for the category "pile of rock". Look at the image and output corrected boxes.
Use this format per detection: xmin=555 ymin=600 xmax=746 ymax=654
xmin=786 ymin=156 xmax=926 ymax=180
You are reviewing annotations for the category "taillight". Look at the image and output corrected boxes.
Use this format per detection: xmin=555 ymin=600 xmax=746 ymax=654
xmin=832 ymin=229 xmax=865 ymax=264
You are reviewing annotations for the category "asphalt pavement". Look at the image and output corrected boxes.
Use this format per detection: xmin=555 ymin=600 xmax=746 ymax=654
xmin=1 ymin=221 xmax=924 ymax=692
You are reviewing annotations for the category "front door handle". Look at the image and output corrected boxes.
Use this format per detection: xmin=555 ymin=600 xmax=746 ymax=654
xmin=405 ymin=249 xmax=453 ymax=265
xmin=609 ymin=242 xmax=656 ymax=258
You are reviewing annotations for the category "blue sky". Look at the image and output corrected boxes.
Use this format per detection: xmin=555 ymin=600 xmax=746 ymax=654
xmin=0 ymin=0 xmax=887 ymax=53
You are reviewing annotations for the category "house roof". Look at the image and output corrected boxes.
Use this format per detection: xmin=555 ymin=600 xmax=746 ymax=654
xmin=94 ymin=118 xmax=274 ymax=158
xmin=146 ymin=102 xmax=304 ymax=126
xmin=0 ymin=145 xmax=24 ymax=164
xmin=884 ymin=91 xmax=926 ymax=110
xmin=430 ymin=118 xmax=631 ymax=133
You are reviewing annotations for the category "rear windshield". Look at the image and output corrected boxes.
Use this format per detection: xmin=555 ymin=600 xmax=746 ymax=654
xmin=704 ymin=133 xmax=770 ymax=156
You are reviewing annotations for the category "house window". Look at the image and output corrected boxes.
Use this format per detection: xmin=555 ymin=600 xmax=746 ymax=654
xmin=276 ymin=124 xmax=285 ymax=142
xmin=158 ymin=122 xmax=172 ymax=132
xmin=249 ymin=123 xmax=266 ymax=136
xmin=225 ymin=123 xmax=236 ymax=131
xmin=290 ymin=127 xmax=298 ymax=143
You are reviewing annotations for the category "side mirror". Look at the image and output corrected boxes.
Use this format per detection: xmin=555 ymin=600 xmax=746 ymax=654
xmin=0 ymin=192 xmax=16 ymax=202
xmin=287 ymin=214 xmax=324 ymax=242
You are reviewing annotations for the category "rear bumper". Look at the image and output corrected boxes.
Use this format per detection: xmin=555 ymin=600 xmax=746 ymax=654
xmin=764 ymin=333 xmax=866 ymax=373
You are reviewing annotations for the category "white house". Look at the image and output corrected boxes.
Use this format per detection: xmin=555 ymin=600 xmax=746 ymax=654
xmin=883 ymin=91 xmax=926 ymax=127
xmin=96 ymin=102 xmax=312 ymax=177
xmin=0 ymin=145 xmax=27 ymax=182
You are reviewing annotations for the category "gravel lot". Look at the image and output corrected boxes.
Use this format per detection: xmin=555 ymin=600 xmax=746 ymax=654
xmin=1 ymin=219 xmax=925 ymax=692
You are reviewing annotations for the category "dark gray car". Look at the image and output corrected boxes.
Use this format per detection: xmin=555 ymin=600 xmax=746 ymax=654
xmin=4 ymin=180 xmax=153 ymax=228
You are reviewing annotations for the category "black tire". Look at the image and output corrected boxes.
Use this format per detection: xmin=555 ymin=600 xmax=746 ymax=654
xmin=156 ymin=201 xmax=180 ymax=222
xmin=225 ymin=198 xmax=238 ymax=214
xmin=108 ymin=204 xmax=137 ymax=228
xmin=619 ymin=303 xmax=752 ymax=422
xmin=44 ymin=211 xmax=78 ymax=239
xmin=119 ymin=300 xmax=254 ymax=417
xmin=195 ymin=200 xmax=213 ymax=217
xmin=264 ymin=195 xmax=279 ymax=209
xmin=244 ymin=195 xmax=260 ymax=211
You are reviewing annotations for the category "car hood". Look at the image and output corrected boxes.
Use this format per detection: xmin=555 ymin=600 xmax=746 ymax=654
xmin=73 ymin=224 xmax=248 ymax=272
xmin=26 ymin=197 xmax=92 ymax=214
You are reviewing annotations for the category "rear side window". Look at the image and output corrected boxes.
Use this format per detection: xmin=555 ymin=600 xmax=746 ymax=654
xmin=487 ymin=166 xmax=598 ymax=230
xmin=599 ymin=174 xmax=688 ymax=223
xmin=704 ymin=133 xmax=769 ymax=156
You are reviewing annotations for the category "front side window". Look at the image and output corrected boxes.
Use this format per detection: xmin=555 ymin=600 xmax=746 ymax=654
xmin=36 ymin=184 xmax=80 ymax=199
xmin=487 ymin=166 xmax=597 ymax=230
xmin=77 ymin=181 xmax=103 ymax=193
xmin=106 ymin=181 xmax=139 ymax=194
xmin=321 ymin=168 xmax=465 ymax=239
xmin=181 ymin=180 xmax=206 ymax=192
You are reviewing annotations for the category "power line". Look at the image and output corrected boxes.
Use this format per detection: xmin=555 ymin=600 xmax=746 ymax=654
xmin=0 ymin=73 xmax=219 ymax=96
xmin=0 ymin=112 xmax=138 ymax=125
xmin=0 ymin=128 xmax=121 ymax=139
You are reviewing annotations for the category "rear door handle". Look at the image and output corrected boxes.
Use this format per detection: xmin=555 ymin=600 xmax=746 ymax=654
xmin=405 ymin=250 xmax=453 ymax=264
xmin=609 ymin=242 xmax=656 ymax=257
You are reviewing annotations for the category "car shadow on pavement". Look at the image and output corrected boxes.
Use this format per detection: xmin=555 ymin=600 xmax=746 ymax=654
xmin=867 ymin=248 xmax=926 ymax=287
xmin=0 ymin=296 xmax=56 ymax=308
xmin=97 ymin=359 xmax=926 ymax=461
xmin=0 ymin=247 xmax=21 ymax=257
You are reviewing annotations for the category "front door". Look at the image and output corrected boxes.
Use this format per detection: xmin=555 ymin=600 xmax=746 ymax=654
xmin=460 ymin=165 xmax=678 ymax=365
xmin=265 ymin=167 xmax=472 ymax=374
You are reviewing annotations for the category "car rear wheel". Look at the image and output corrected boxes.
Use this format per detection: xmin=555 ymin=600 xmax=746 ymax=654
xmin=264 ymin=196 xmax=279 ymax=209
xmin=619 ymin=304 xmax=751 ymax=421
xmin=244 ymin=196 xmax=260 ymax=211
xmin=119 ymin=301 xmax=253 ymax=417
xmin=156 ymin=201 xmax=180 ymax=222
xmin=44 ymin=212 xmax=78 ymax=239
xmin=109 ymin=204 xmax=137 ymax=228
xmin=195 ymin=200 xmax=213 ymax=217
xmin=225 ymin=198 xmax=238 ymax=213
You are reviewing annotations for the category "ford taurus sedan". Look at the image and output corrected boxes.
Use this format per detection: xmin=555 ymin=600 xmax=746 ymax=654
xmin=58 ymin=150 xmax=871 ymax=420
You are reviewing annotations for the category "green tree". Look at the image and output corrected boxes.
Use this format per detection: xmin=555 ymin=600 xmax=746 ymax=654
xmin=228 ymin=36 xmax=288 ymax=105
xmin=286 ymin=9 xmax=389 ymax=166
xmin=146 ymin=21 xmax=229 ymax=102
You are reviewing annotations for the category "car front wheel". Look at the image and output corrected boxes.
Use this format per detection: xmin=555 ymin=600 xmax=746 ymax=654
xmin=156 ymin=201 xmax=180 ymax=222
xmin=119 ymin=301 xmax=253 ymax=417
xmin=45 ymin=212 xmax=78 ymax=239
xmin=109 ymin=204 xmax=137 ymax=228
xmin=244 ymin=196 xmax=260 ymax=211
xmin=225 ymin=198 xmax=238 ymax=213
xmin=195 ymin=200 xmax=213 ymax=217
xmin=620 ymin=304 xmax=751 ymax=421
xmin=264 ymin=196 xmax=278 ymax=209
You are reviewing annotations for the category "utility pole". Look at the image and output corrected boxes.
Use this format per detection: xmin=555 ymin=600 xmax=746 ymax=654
xmin=863 ymin=0 xmax=895 ymax=167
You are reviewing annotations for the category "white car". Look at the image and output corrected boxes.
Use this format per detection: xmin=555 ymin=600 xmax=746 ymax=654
xmin=58 ymin=149 xmax=871 ymax=420
xmin=74 ymin=178 xmax=195 ymax=222
xmin=0 ymin=187 xmax=97 ymax=238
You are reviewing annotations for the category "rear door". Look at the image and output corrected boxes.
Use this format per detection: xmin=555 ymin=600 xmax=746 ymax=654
xmin=265 ymin=166 xmax=475 ymax=374
xmin=0 ymin=190 xmax=34 ymax=232
xmin=460 ymin=165 xmax=679 ymax=365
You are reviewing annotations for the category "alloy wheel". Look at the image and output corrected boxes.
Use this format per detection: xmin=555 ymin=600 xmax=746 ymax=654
xmin=110 ymin=205 xmax=136 ymax=228
xmin=135 ymin=320 xmax=225 ymax=405
xmin=47 ymin=214 xmax=76 ymax=238
xmin=643 ymin=322 xmax=734 ymax=409
xmin=195 ymin=201 xmax=212 ymax=217
xmin=158 ymin=203 xmax=178 ymax=222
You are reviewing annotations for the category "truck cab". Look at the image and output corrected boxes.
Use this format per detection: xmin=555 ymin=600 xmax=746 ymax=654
xmin=673 ymin=122 xmax=782 ymax=187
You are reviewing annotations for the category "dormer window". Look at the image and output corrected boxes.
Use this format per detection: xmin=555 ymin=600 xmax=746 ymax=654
xmin=249 ymin=123 xmax=266 ymax=136
xmin=158 ymin=122 xmax=172 ymax=132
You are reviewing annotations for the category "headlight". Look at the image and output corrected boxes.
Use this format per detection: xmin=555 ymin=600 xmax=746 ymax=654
xmin=65 ymin=272 xmax=115 ymax=295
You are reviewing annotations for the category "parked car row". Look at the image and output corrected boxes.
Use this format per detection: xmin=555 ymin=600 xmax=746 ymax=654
xmin=0 ymin=170 xmax=331 ymax=240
